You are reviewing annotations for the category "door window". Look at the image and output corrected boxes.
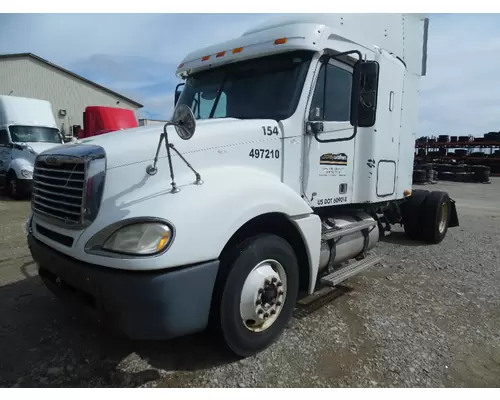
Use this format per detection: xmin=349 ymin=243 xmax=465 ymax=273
xmin=309 ymin=61 xmax=353 ymax=122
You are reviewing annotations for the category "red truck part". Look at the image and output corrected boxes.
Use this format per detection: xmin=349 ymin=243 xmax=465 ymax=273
xmin=78 ymin=106 xmax=138 ymax=139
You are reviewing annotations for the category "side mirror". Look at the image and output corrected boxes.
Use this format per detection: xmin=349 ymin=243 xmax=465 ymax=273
xmin=350 ymin=60 xmax=380 ymax=128
xmin=171 ymin=104 xmax=196 ymax=140
xmin=174 ymin=83 xmax=185 ymax=106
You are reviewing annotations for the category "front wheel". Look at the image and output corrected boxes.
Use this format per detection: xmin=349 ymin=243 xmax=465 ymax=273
xmin=6 ymin=172 xmax=21 ymax=200
xmin=214 ymin=234 xmax=299 ymax=358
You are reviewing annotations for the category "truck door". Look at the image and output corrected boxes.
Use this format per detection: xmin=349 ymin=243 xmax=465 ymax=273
xmin=302 ymin=58 xmax=356 ymax=208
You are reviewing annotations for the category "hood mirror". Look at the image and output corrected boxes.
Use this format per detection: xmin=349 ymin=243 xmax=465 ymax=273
xmin=146 ymin=103 xmax=202 ymax=193
xmin=172 ymin=104 xmax=196 ymax=141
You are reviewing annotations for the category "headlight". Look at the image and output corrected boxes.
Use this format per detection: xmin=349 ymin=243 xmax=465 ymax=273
xmin=102 ymin=222 xmax=172 ymax=255
xmin=21 ymin=169 xmax=33 ymax=179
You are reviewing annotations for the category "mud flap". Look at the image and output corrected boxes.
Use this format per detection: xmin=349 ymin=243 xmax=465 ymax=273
xmin=448 ymin=198 xmax=459 ymax=228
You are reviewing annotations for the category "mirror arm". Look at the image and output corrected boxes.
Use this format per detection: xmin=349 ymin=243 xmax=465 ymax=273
xmin=162 ymin=123 xmax=180 ymax=193
xmin=174 ymin=82 xmax=185 ymax=106
xmin=146 ymin=104 xmax=201 ymax=192
xmin=311 ymin=49 xmax=364 ymax=144
xmin=146 ymin=121 xmax=180 ymax=193
xmin=168 ymin=143 xmax=203 ymax=185
xmin=322 ymin=49 xmax=363 ymax=64
xmin=313 ymin=125 xmax=358 ymax=144
xmin=146 ymin=122 xmax=175 ymax=178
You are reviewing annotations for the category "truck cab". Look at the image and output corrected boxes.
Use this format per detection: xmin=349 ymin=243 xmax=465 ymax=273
xmin=27 ymin=14 xmax=458 ymax=358
xmin=0 ymin=95 xmax=63 ymax=199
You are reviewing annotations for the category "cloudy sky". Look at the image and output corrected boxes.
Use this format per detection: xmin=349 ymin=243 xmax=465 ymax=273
xmin=0 ymin=13 xmax=498 ymax=136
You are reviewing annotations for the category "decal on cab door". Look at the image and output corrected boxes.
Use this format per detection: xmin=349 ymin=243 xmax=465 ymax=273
xmin=319 ymin=153 xmax=348 ymax=166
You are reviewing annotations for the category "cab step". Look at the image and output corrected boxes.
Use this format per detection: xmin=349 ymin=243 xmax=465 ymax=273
xmin=320 ymin=255 xmax=383 ymax=287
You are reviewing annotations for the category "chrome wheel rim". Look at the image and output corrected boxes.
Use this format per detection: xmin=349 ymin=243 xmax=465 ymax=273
xmin=438 ymin=201 xmax=449 ymax=234
xmin=239 ymin=259 xmax=287 ymax=332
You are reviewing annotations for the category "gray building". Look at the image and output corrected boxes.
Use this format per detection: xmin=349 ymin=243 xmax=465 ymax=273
xmin=0 ymin=53 xmax=143 ymax=136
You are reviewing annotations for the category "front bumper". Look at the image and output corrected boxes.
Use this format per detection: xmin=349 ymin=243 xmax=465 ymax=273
xmin=28 ymin=232 xmax=219 ymax=340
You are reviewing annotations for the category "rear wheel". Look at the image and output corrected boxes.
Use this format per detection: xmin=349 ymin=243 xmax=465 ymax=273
xmin=213 ymin=234 xmax=299 ymax=358
xmin=421 ymin=191 xmax=451 ymax=244
xmin=401 ymin=189 xmax=429 ymax=240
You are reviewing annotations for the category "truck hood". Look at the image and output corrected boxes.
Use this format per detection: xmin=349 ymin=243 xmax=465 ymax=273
xmin=70 ymin=118 xmax=277 ymax=170
xmin=14 ymin=141 xmax=63 ymax=155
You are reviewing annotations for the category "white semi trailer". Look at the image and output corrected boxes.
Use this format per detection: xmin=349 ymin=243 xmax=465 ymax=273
xmin=27 ymin=14 xmax=458 ymax=357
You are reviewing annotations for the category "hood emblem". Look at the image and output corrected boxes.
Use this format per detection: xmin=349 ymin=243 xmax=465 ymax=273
xmin=45 ymin=156 xmax=61 ymax=166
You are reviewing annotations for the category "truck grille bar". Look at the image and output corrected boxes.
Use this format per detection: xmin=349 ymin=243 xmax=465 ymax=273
xmin=31 ymin=143 xmax=107 ymax=229
xmin=32 ymin=159 xmax=86 ymax=224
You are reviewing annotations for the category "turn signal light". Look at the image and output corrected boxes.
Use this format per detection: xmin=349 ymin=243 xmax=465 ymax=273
xmin=274 ymin=38 xmax=288 ymax=45
xmin=232 ymin=47 xmax=244 ymax=54
xmin=156 ymin=232 xmax=171 ymax=252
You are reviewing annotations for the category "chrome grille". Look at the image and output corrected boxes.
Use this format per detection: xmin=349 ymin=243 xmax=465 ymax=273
xmin=32 ymin=159 xmax=86 ymax=224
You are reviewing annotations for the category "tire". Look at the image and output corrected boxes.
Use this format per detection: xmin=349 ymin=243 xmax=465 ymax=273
xmin=412 ymin=170 xmax=426 ymax=184
xmin=401 ymin=189 xmax=429 ymax=240
xmin=6 ymin=171 xmax=21 ymax=200
xmin=212 ymin=234 xmax=299 ymax=358
xmin=421 ymin=191 xmax=451 ymax=244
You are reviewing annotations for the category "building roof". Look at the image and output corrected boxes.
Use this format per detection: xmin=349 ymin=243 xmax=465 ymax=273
xmin=0 ymin=52 xmax=144 ymax=108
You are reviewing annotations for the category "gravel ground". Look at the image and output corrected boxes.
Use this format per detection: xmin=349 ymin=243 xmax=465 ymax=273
xmin=0 ymin=180 xmax=499 ymax=388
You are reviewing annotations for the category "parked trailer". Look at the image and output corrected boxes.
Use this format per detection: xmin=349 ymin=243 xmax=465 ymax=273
xmin=27 ymin=14 xmax=458 ymax=358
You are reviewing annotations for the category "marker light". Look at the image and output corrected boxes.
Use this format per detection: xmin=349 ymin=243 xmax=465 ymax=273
xmin=274 ymin=38 xmax=288 ymax=45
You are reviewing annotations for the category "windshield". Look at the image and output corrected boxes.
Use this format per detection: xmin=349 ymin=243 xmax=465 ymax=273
xmin=9 ymin=125 xmax=61 ymax=144
xmin=177 ymin=50 xmax=314 ymax=121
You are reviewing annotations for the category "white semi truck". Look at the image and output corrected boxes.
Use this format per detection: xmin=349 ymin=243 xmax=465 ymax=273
xmin=27 ymin=14 xmax=459 ymax=357
xmin=0 ymin=95 xmax=64 ymax=199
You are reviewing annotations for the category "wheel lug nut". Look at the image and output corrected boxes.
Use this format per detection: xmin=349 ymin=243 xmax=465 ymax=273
xmin=277 ymin=282 xmax=282 ymax=287
xmin=276 ymin=301 xmax=282 ymax=306
xmin=264 ymin=313 xmax=269 ymax=318
xmin=270 ymin=310 xmax=276 ymax=315
xmin=279 ymin=291 xmax=284 ymax=296
xmin=265 ymin=279 xmax=270 ymax=285
xmin=271 ymin=277 xmax=277 ymax=283
xmin=256 ymin=299 xmax=262 ymax=305
xmin=258 ymin=309 xmax=263 ymax=314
